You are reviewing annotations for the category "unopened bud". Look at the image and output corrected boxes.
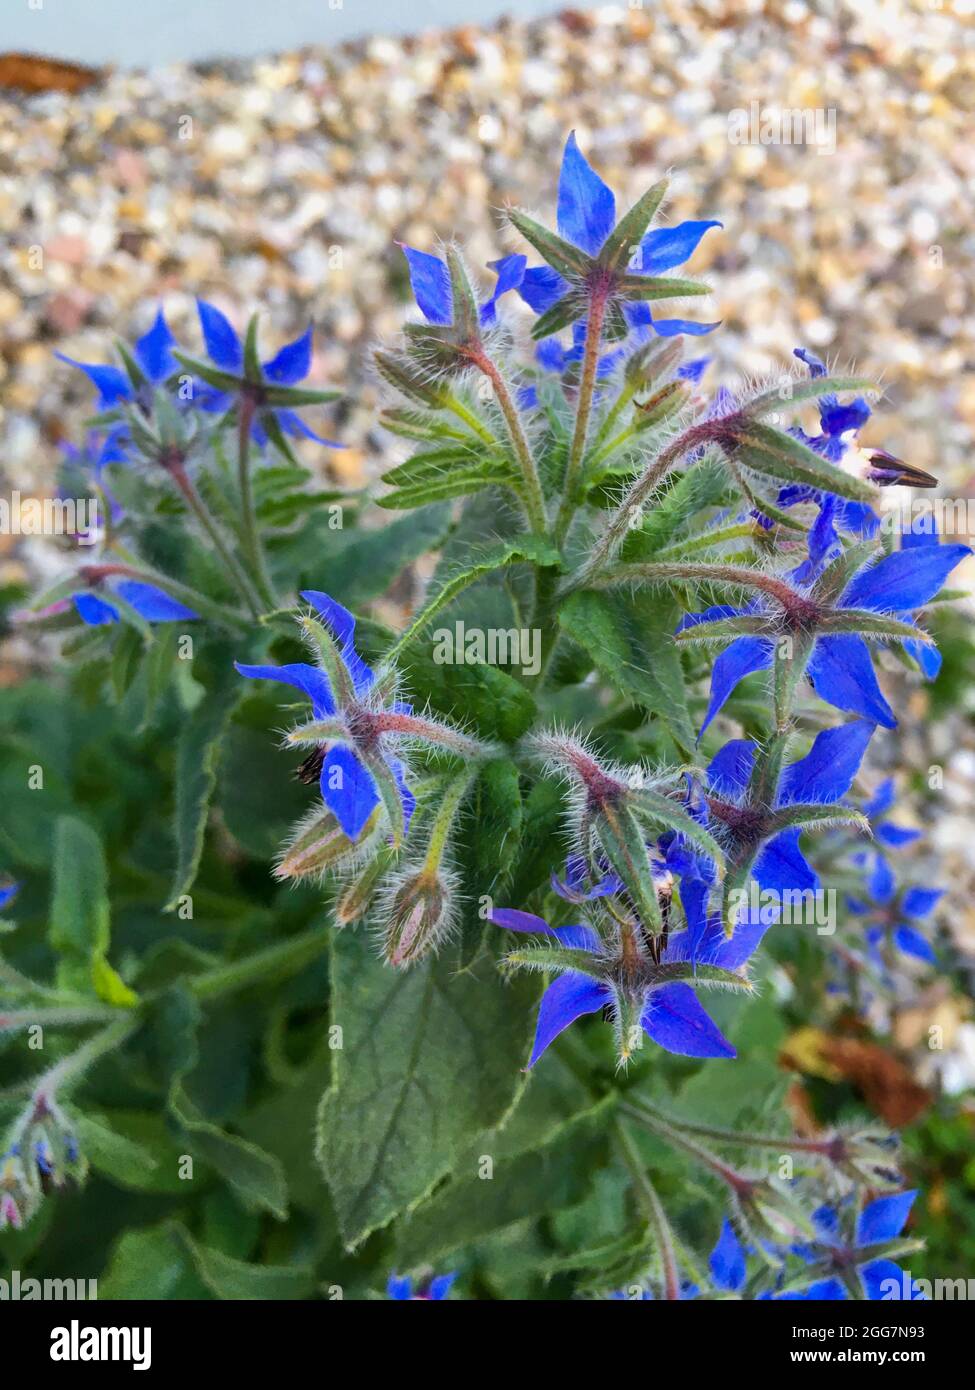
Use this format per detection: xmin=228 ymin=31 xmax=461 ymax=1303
xmin=335 ymin=845 xmax=398 ymax=925
xmin=381 ymin=866 xmax=457 ymax=969
xmin=274 ymin=807 xmax=379 ymax=882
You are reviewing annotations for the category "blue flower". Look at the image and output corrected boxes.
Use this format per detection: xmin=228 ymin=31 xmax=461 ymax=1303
xmin=237 ymin=586 xmax=417 ymax=834
xmin=74 ymin=578 xmax=199 ymax=628
xmin=401 ymin=244 xmax=526 ymax=327
xmin=504 ymin=132 xmax=721 ymax=337
xmin=55 ymin=307 xmax=178 ymax=407
xmin=848 ymin=854 xmax=942 ymax=967
xmin=700 ymin=720 xmax=875 ymax=911
xmin=488 ymin=908 xmax=764 ymax=1068
xmin=387 ymin=1271 xmax=457 ymax=1300
xmin=678 ymin=536 xmax=970 ymax=737
xmin=192 ymin=301 xmax=341 ymax=449
xmin=790 ymin=1193 xmax=923 ymax=1300
xmin=0 ymin=879 xmax=20 ymax=912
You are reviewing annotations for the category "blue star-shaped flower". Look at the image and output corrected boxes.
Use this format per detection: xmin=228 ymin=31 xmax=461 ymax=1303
xmin=790 ymin=1193 xmax=923 ymax=1300
xmin=678 ymin=535 xmax=970 ymax=736
xmin=56 ymin=308 xmax=178 ymax=407
xmin=236 ymin=590 xmax=414 ymax=841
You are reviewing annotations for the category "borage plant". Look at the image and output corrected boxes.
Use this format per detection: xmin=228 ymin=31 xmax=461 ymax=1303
xmin=2 ymin=134 xmax=968 ymax=1301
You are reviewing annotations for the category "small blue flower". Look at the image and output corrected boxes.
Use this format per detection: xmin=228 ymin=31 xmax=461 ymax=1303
xmin=504 ymin=133 xmax=721 ymax=338
xmin=489 ymin=908 xmax=765 ymax=1068
xmin=790 ymin=1192 xmax=923 ymax=1300
xmin=678 ymin=536 xmax=970 ymax=736
xmin=56 ymin=307 xmax=178 ymax=407
xmin=194 ymin=301 xmax=341 ymax=449
xmin=74 ymin=579 xmax=199 ymax=628
xmin=237 ymin=591 xmax=415 ymax=841
xmin=387 ymin=1271 xmax=457 ymax=1300
xmin=700 ymin=720 xmax=876 ymax=909
xmin=849 ymin=855 xmax=942 ymax=968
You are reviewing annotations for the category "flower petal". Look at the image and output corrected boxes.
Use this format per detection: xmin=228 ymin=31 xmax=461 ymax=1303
xmin=637 ymin=219 xmax=722 ymax=274
xmin=263 ymin=325 xmax=313 ymax=384
xmin=74 ymin=591 xmax=119 ymax=626
xmin=527 ymin=973 xmax=610 ymax=1068
xmin=841 ymin=545 xmax=971 ymax=614
xmin=859 ymin=1259 xmax=918 ymax=1301
xmin=115 ymin=580 xmax=198 ymax=623
xmin=234 ymin=660 xmax=335 ymax=716
xmin=320 ymin=746 xmax=380 ymax=840
xmin=893 ymin=926 xmax=935 ymax=964
xmin=197 ymin=299 xmax=243 ymax=372
xmin=490 ymin=908 xmax=554 ymax=933
xmin=856 ymin=1189 xmax=917 ymax=1246
xmin=709 ymin=1218 xmax=747 ymax=1293
xmin=706 ymin=739 xmax=755 ymax=798
xmin=54 ymin=354 xmax=132 ymax=407
xmin=807 ymin=634 xmax=896 ymax=729
xmin=753 ymin=828 xmax=818 ymax=899
xmin=300 ymin=590 xmax=374 ymax=693
xmin=641 ymin=982 xmax=736 ymax=1058
xmin=399 ymin=245 xmax=452 ymax=325
xmin=556 ymin=131 xmax=616 ymax=255
xmin=134 ymin=308 xmax=178 ymax=383
xmin=426 ymin=1272 xmax=458 ymax=1300
xmin=901 ymin=886 xmax=943 ymax=919
xmin=481 ymin=253 xmax=526 ymax=324
xmin=777 ymin=720 xmax=875 ymax=807
xmin=700 ymin=636 xmax=774 ymax=739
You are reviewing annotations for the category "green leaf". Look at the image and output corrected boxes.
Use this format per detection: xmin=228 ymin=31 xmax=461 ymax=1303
xmin=309 ymin=503 xmax=451 ymax=606
xmin=49 ymin=814 xmax=117 ymax=998
xmin=174 ymin=1226 xmax=315 ymax=1300
xmin=396 ymin=1098 xmax=614 ymax=1264
xmin=733 ymin=423 xmax=877 ymax=503
xmin=377 ymin=472 xmax=508 ymax=508
xmin=462 ymin=758 xmax=524 ymax=899
xmin=621 ymin=459 xmax=732 ymax=560
xmin=618 ymin=275 xmax=710 ymax=301
xmin=386 ymin=535 xmax=561 ymax=662
xmin=98 ymin=1223 xmax=194 ymax=1300
xmin=744 ymin=375 xmax=878 ymax=418
xmin=531 ymin=292 xmax=588 ymax=341
xmin=403 ymin=648 xmax=537 ymax=743
xmin=507 ymin=208 xmax=592 ymax=278
xmin=169 ymin=1082 xmax=289 ymax=1220
xmin=74 ymin=1111 xmax=160 ymax=1188
xmin=316 ymin=932 xmax=536 ymax=1248
xmin=381 ymin=446 xmax=511 ymax=489
xmin=166 ymin=675 xmax=240 ymax=910
xmin=559 ymin=590 xmax=696 ymax=754
xmin=599 ymin=180 xmax=668 ymax=272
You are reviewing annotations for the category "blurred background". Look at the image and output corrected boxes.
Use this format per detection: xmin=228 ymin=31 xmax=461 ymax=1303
xmin=2 ymin=0 xmax=974 ymax=1278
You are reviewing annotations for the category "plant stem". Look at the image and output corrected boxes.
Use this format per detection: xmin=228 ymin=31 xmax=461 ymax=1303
xmin=622 ymin=1098 xmax=836 ymax=1158
xmin=189 ymin=928 xmax=329 ymax=1002
xmin=445 ymin=393 xmax=498 ymax=446
xmin=169 ymin=463 xmax=264 ymax=618
xmin=32 ymin=1016 xmax=138 ymax=1105
xmin=236 ymin=398 xmax=277 ymax=609
xmin=614 ymin=1118 xmax=682 ymax=1301
xmin=422 ymin=768 xmax=477 ymax=875
xmin=563 ymin=420 xmax=719 ymax=594
xmin=555 ymin=285 xmax=609 ymax=543
xmin=470 ymin=350 xmax=546 ymax=535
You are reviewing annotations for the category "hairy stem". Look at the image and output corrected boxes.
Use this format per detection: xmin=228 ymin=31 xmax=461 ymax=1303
xmin=236 ymin=397 xmax=276 ymax=609
xmin=555 ymin=283 xmax=609 ymax=543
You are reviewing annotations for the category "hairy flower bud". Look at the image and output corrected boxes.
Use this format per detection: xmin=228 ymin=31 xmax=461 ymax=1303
xmin=380 ymin=866 xmax=457 ymax=969
xmin=274 ymin=806 xmax=379 ymax=883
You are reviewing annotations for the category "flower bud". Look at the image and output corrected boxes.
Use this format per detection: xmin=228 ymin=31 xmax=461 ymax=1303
xmin=274 ymin=807 xmax=378 ymax=883
xmin=381 ymin=866 xmax=457 ymax=969
xmin=335 ymin=844 xmax=399 ymax=926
